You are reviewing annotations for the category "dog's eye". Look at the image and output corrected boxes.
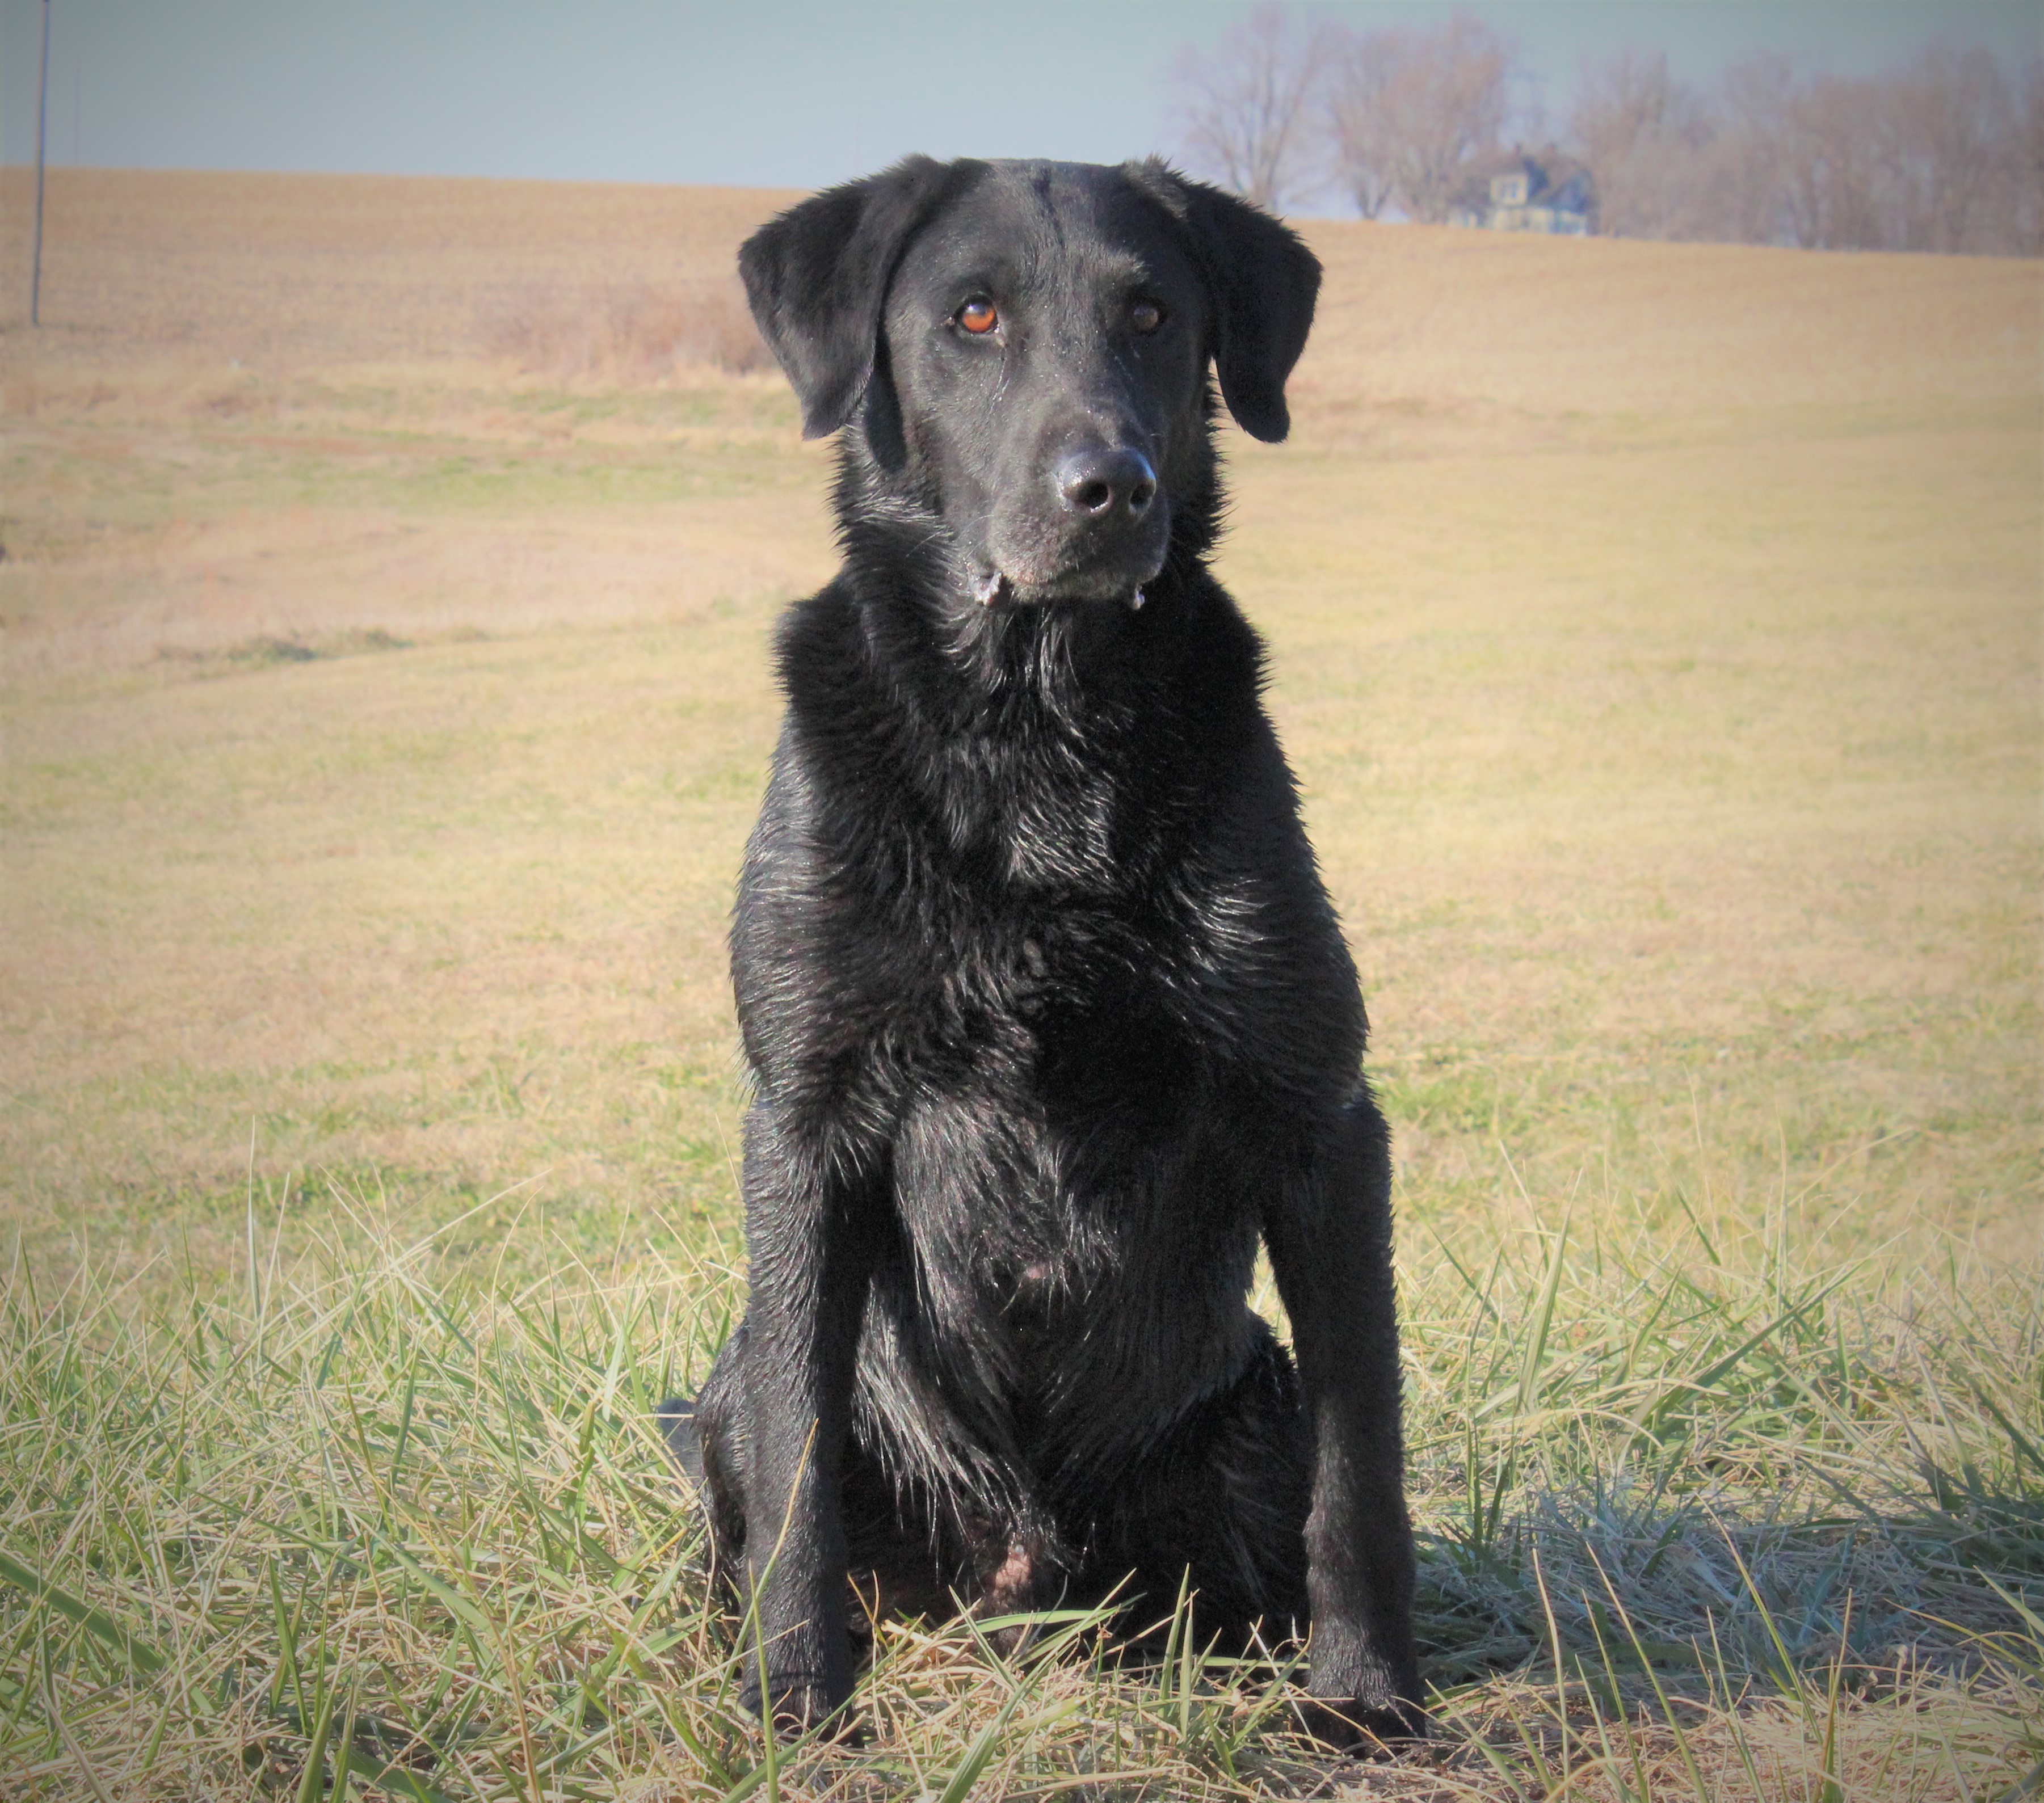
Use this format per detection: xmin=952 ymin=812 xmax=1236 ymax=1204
xmin=957 ymin=299 xmax=999 ymax=336
xmin=1131 ymin=300 xmax=1166 ymax=335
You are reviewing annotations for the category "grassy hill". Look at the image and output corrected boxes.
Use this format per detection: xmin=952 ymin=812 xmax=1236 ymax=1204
xmin=1 ymin=169 xmax=2038 ymax=1800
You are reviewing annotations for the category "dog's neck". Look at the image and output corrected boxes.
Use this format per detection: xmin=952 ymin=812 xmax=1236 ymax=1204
xmin=806 ymin=436 xmax=1257 ymax=900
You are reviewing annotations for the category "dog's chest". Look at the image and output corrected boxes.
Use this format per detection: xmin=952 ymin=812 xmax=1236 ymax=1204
xmin=884 ymin=1063 xmax=1270 ymax=1467
xmin=918 ymin=889 xmax=1213 ymax=1118
xmin=927 ymin=720 xmax=1128 ymax=896
xmin=886 ymin=892 xmax=1251 ymax=1254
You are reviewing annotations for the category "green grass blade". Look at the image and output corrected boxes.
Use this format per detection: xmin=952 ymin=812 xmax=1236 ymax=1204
xmin=295 ymin=1667 xmax=339 ymax=1803
xmin=933 ymin=1674 xmax=1046 ymax=1803
xmin=0 ymin=1549 xmax=169 ymax=1678
xmin=1517 ymin=1210 xmax=1572 ymax=1418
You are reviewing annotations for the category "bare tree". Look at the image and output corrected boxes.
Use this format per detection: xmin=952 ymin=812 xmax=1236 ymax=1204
xmin=1712 ymin=56 xmax=1799 ymax=245
xmin=1568 ymin=50 xmax=1718 ymax=239
xmin=1831 ymin=79 xmax=1899 ymax=247
xmin=1321 ymin=14 xmax=1515 ymax=224
xmin=1886 ymin=44 xmax=2017 ymax=252
xmin=1710 ymin=46 xmax=2033 ymax=255
xmin=1170 ymin=3 xmax=1333 ymax=213
xmin=2017 ymin=59 xmax=2044 ymax=254
xmin=1322 ymin=30 xmax=1400 ymax=219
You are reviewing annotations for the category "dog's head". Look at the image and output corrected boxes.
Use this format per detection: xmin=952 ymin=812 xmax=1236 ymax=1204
xmin=739 ymin=158 xmax=1320 ymax=611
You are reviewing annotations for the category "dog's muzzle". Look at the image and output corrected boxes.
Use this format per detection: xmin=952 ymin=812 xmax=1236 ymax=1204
xmin=977 ymin=441 xmax=1168 ymax=610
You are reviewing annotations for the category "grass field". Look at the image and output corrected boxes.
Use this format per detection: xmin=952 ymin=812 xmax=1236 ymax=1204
xmin=0 ymin=168 xmax=2039 ymax=1800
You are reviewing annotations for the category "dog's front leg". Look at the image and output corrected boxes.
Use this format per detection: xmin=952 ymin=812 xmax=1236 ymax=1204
xmin=1263 ymin=1089 xmax=1425 ymax=1749
xmin=736 ymin=1100 xmax=878 ymax=1737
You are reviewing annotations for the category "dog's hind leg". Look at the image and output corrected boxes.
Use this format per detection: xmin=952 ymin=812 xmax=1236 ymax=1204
xmin=659 ymin=1325 xmax=752 ymax=1589
xmin=1073 ymin=1324 xmax=1313 ymax=1651
xmin=666 ymin=1319 xmax=956 ymax=1684
xmin=664 ymin=1319 xmax=975 ymax=1609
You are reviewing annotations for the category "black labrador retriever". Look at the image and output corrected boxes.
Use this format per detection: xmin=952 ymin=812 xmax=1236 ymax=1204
xmin=662 ymin=155 xmax=1422 ymax=1748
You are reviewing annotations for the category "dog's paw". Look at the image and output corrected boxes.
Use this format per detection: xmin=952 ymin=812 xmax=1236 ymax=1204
xmin=742 ymin=1673 xmax=865 ymax=1745
xmin=1296 ymin=1692 xmax=1430 ymax=1756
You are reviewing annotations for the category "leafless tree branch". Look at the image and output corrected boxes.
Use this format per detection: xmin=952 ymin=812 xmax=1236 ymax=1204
xmin=1171 ymin=4 xmax=1334 ymax=212
xmin=1322 ymin=14 xmax=1516 ymax=225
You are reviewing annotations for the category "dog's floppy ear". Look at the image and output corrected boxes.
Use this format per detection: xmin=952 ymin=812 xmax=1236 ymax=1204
xmin=1128 ymin=162 xmax=1322 ymax=444
xmin=739 ymin=156 xmax=965 ymax=440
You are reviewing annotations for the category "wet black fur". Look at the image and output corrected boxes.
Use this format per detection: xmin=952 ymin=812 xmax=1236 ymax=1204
xmin=664 ymin=157 xmax=1422 ymax=1747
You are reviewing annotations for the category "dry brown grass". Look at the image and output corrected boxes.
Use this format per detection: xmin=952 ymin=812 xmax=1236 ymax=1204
xmin=0 ymin=167 xmax=796 ymax=367
xmin=1296 ymin=217 xmax=2039 ymax=421
xmin=0 ymin=171 xmax=2038 ymax=1800
xmin=477 ymin=280 xmax=772 ymax=382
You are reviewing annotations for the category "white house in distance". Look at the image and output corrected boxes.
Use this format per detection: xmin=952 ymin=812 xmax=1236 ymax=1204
xmin=1449 ymin=154 xmax=1595 ymax=235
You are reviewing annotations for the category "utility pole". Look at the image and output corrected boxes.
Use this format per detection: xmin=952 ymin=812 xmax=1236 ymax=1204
xmin=32 ymin=0 xmax=52 ymax=326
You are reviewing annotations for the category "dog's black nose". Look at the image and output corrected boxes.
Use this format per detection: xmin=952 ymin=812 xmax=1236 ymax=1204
xmin=1057 ymin=446 xmax=1157 ymax=521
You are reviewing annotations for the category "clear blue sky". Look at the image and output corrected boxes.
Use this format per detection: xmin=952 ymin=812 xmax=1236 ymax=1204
xmin=2 ymin=2 xmax=2037 ymax=193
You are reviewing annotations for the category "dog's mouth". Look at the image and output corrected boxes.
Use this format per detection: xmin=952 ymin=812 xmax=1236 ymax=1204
xmin=968 ymin=479 xmax=1172 ymax=616
xmin=971 ymin=559 xmax=1160 ymax=613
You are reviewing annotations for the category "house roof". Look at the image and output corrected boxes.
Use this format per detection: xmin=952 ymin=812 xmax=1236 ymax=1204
xmin=1454 ymin=149 xmax=1595 ymax=216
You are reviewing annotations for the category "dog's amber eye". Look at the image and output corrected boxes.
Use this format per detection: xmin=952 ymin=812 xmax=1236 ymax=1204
xmin=958 ymin=299 xmax=999 ymax=335
xmin=1131 ymin=300 xmax=1165 ymax=335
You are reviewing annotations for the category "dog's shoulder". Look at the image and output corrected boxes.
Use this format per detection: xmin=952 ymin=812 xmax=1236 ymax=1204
xmin=770 ymin=578 xmax=869 ymax=722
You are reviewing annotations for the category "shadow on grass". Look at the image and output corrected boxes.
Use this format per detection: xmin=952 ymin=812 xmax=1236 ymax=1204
xmin=1419 ymin=1477 xmax=2044 ymax=1696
